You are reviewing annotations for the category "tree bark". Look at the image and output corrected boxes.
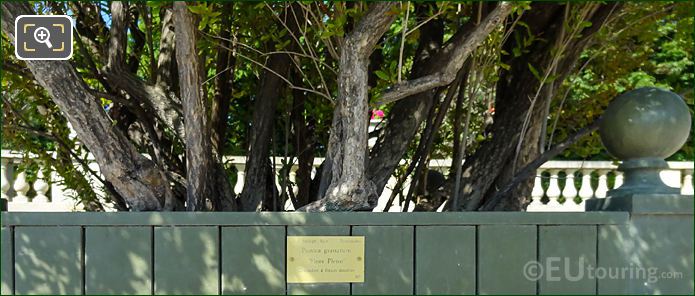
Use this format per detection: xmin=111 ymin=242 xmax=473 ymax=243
xmin=101 ymin=2 xmax=185 ymax=142
xmin=156 ymin=5 xmax=179 ymax=93
xmin=300 ymin=3 xmax=398 ymax=212
xmin=291 ymin=81 xmax=315 ymax=207
xmin=1 ymin=2 xmax=175 ymax=211
xmin=239 ymin=3 xmax=303 ymax=211
xmin=174 ymin=2 xmax=234 ymax=211
xmin=127 ymin=7 xmax=147 ymax=73
xmin=211 ymin=2 xmax=235 ymax=158
xmin=106 ymin=1 xmax=127 ymax=70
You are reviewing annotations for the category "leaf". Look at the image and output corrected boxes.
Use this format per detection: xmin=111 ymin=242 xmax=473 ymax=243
xmin=527 ymin=63 xmax=542 ymax=81
xmin=188 ymin=5 xmax=207 ymax=15
xmin=374 ymin=70 xmax=390 ymax=81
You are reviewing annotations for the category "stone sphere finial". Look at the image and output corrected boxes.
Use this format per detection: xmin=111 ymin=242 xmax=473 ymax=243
xmin=598 ymin=87 xmax=692 ymax=197
xmin=600 ymin=87 xmax=691 ymax=160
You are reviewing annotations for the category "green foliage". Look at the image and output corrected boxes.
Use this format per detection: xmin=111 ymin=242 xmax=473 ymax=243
xmin=550 ymin=2 xmax=694 ymax=160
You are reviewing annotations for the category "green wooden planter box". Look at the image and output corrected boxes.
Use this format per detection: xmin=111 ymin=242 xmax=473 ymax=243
xmin=0 ymin=210 xmax=692 ymax=295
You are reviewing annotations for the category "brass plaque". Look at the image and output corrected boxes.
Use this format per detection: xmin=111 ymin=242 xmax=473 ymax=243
xmin=286 ymin=236 xmax=365 ymax=283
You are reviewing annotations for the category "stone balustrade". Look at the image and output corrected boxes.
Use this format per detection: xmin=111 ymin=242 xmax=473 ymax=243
xmin=2 ymin=150 xmax=692 ymax=212
xmin=526 ymin=160 xmax=693 ymax=212
xmin=1 ymin=151 xmax=78 ymax=211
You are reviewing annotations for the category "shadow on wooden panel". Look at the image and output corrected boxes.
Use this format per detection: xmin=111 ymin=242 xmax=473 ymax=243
xmin=85 ymin=226 xmax=152 ymax=295
xmin=14 ymin=226 xmax=81 ymax=295
xmin=598 ymin=215 xmax=694 ymax=294
xmin=222 ymin=226 xmax=285 ymax=295
xmin=351 ymin=226 xmax=413 ymax=295
xmin=154 ymin=226 xmax=218 ymax=295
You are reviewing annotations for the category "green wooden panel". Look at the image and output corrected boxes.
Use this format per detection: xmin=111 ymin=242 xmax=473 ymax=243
xmin=154 ymin=226 xmax=218 ymax=295
xmin=14 ymin=226 xmax=81 ymax=295
xmin=539 ymin=225 xmax=597 ymax=294
xmin=221 ymin=226 xmax=285 ymax=295
xmin=415 ymin=226 xmax=475 ymax=295
xmin=1 ymin=227 xmax=12 ymax=295
xmin=630 ymin=215 xmax=693 ymax=294
xmin=85 ymin=227 xmax=152 ymax=295
xmin=351 ymin=226 xmax=413 ymax=295
xmin=287 ymin=226 xmax=350 ymax=295
xmin=598 ymin=216 xmax=694 ymax=294
xmin=478 ymin=225 xmax=537 ymax=295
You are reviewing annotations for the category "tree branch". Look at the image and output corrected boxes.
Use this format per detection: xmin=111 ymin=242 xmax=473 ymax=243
xmin=70 ymin=2 xmax=107 ymax=62
xmin=127 ymin=5 xmax=147 ymax=73
xmin=156 ymin=5 xmax=178 ymax=92
xmin=211 ymin=2 xmax=235 ymax=157
xmin=375 ymin=2 xmax=513 ymax=105
xmin=106 ymin=1 xmax=127 ymax=71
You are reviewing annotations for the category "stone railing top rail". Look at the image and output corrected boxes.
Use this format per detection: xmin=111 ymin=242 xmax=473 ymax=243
xmin=3 ymin=149 xmax=692 ymax=170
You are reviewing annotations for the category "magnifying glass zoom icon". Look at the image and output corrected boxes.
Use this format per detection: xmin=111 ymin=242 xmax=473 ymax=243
xmin=33 ymin=27 xmax=52 ymax=48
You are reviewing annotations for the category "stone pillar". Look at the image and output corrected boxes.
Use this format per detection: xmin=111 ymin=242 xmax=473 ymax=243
xmin=586 ymin=87 xmax=693 ymax=294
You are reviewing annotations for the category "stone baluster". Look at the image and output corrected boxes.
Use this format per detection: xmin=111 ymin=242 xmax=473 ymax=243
xmin=545 ymin=169 xmax=562 ymax=209
xmin=1 ymin=160 xmax=9 ymax=201
xmin=578 ymin=169 xmax=594 ymax=200
xmin=32 ymin=168 xmax=50 ymax=203
xmin=594 ymin=170 xmax=609 ymax=198
xmin=400 ymin=175 xmax=412 ymax=204
xmin=13 ymin=171 xmax=30 ymax=202
xmin=234 ymin=164 xmax=245 ymax=195
xmin=310 ymin=165 xmax=318 ymax=179
xmin=682 ymin=169 xmax=693 ymax=195
xmin=614 ymin=172 xmax=624 ymax=189
xmin=373 ymin=176 xmax=398 ymax=212
xmin=87 ymin=162 xmax=104 ymax=202
xmin=660 ymin=169 xmax=682 ymax=188
xmin=50 ymin=171 xmax=66 ymax=204
xmin=51 ymin=170 xmax=78 ymax=205
xmin=274 ymin=164 xmax=282 ymax=191
xmin=383 ymin=176 xmax=397 ymax=201
xmin=289 ymin=166 xmax=298 ymax=195
xmin=562 ymin=169 xmax=579 ymax=210
xmin=526 ymin=170 xmax=545 ymax=211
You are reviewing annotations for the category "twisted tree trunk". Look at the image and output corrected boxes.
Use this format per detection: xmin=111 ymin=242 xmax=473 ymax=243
xmin=301 ymin=3 xmax=398 ymax=212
